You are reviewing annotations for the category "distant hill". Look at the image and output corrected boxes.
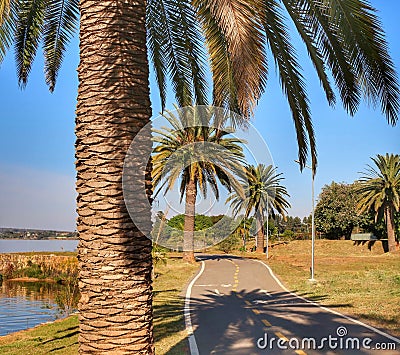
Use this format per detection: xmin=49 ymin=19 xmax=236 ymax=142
xmin=0 ymin=228 xmax=77 ymax=240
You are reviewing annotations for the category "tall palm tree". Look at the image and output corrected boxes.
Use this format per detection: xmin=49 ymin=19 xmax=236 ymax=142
xmin=1 ymin=0 xmax=400 ymax=352
xmin=227 ymin=164 xmax=290 ymax=253
xmin=152 ymin=106 xmax=245 ymax=262
xmin=357 ymin=154 xmax=400 ymax=252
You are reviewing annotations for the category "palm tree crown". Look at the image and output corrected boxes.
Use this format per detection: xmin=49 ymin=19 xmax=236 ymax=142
xmin=152 ymin=107 xmax=245 ymax=200
xmin=227 ymin=163 xmax=290 ymax=252
xmin=228 ymin=164 xmax=291 ymax=218
xmin=1 ymin=0 xmax=399 ymax=168
xmin=357 ymin=153 xmax=400 ymax=252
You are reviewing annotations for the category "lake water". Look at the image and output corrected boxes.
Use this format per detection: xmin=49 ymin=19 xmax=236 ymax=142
xmin=0 ymin=239 xmax=79 ymax=335
xmin=0 ymin=239 xmax=78 ymax=253
xmin=0 ymin=280 xmax=71 ymax=336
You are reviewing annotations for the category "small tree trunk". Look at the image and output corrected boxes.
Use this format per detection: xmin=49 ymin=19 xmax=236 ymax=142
xmin=256 ymin=213 xmax=264 ymax=253
xmin=183 ymin=178 xmax=197 ymax=263
xmin=385 ymin=205 xmax=396 ymax=252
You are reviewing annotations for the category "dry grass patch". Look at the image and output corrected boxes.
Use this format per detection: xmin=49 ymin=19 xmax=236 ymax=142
xmin=267 ymin=240 xmax=400 ymax=337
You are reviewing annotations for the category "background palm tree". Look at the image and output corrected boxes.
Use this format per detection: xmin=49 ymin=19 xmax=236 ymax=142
xmin=357 ymin=154 xmax=400 ymax=252
xmin=233 ymin=217 xmax=253 ymax=251
xmin=1 ymin=0 xmax=400 ymax=352
xmin=152 ymin=106 xmax=245 ymax=262
xmin=227 ymin=164 xmax=290 ymax=253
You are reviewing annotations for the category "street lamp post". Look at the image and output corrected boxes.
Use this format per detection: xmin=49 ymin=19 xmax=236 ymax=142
xmin=266 ymin=193 xmax=269 ymax=259
xmin=310 ymin=170 xmax=315 ymax=281
xmin=295 ymin=160 xmax=316 ymax=281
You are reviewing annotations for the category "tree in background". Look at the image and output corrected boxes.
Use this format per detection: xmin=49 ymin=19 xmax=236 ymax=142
xmin=167 ymin=214 xmax=214 ymax=232
xmin=227 ymin=164 xmax=290 ymax=253
xmin=234 ymin=217 xmax=253 ymax=250
xmin=357 ymin=154 xmax=400 ymax=252
xmin=315 ymin=182 xmax=360 ymax=239
xmin=152 ymin=108 xmax=245 ymax=262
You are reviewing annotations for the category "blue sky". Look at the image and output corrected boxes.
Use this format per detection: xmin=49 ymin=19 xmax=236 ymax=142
xmin=1 ymin=1 xmax=399 ymax=231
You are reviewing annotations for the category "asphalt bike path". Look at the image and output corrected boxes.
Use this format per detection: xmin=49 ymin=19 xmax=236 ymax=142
xmin=184 ymin=255 xmax=400 ymax=355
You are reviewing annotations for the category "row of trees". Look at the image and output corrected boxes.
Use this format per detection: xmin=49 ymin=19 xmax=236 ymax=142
xmin=315 ymin=154 xmax=400 ymax=252
xmin=152 ymin=211 xmax=309 ymax=252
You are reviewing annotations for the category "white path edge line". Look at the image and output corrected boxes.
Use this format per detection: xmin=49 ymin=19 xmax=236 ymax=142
xmin=256 ymin=260 xmax=400 ymax=345
xmin=184 ymin=260 xmax=205 ymax=355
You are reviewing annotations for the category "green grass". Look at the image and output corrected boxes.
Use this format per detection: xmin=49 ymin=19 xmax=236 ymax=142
xmin=267 ymin=240 xmax=400 ymax=336
xmin=0 ymin=258 xmax=198 ymax=354
xmin=0 ymin=315 xmax=79 ymax=355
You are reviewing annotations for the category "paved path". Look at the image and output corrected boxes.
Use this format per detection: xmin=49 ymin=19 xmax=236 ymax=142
xmin=185 ymin=255 xmax=400 ymax=355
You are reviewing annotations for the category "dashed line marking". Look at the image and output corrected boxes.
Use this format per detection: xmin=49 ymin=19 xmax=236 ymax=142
xmin=236 ymin=294 xmax=243 ymax=299
xmin=274 ymin=332 xmax=289 ymax=342
xmin=252 ymin=309 xmax=260 ymax=315
xmin=295 ymin=350 xmax=308 ymax=355
xmin=261 ymin=319 xmax=271 ymax=327
xmin=227 ymin=259 xmax=240 ymax=292
xmin=244 ymin=300 xmax=251 ymax=306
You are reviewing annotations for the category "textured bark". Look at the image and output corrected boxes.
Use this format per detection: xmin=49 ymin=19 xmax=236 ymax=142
xmin=183 ymin=178 xmax=196 ymax=263
xmin=385 ymin=205 xmax=396 ymax=253
xmin=76 ymin=0 xmax=154 ymax=353
xmin=256 ymin=213 xmax=264 ymax=253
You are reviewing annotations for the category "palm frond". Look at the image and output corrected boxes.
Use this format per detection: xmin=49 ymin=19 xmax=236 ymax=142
xmin=43 ymin=0 xmax=79 ymax=92
xmin=0 ymin=0 xmax=11 ymax=24
xmin=194 ymin=0 xmax=268 ymax=119
xmin=193 ymin=4 xmax=239 ymax=116
xmin=262 ymin=0 xmax=315 ymax=169
xmin=281 ymin=0 xmax=335 ymax=106
xmin=325 ymin=0 xmax=399 ymax=125
xmin=14 ymin=0 xmax=47 ymax=87
xmin=288 ymin=0 xmax=360 ymax=115
xmin=147 ymin=0 xmax=208 ymax=108
xmin=0 ymin=0 xmax=16 ymax=64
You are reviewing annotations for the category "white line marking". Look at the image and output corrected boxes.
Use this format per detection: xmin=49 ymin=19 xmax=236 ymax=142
xmin=260 ymin=289 xmax=273 ymax=297
xmin=214 ymin=289 xmax=221 ymax=295
xmin=221 ymin=284 xmax=232 ymax=287
xmin=256 ymin=260 xmax=400 ymax=345
xmin=254 ymin=300 xmax=270 ymax=305
xmin=184 ymin=260 xmax=205 ymax=355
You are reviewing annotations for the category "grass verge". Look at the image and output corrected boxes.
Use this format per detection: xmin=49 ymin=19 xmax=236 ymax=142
xmin=267 ymin=240 xmax=400 ymax=337
xmin=0 ymin=258 xmax=198 ymax=354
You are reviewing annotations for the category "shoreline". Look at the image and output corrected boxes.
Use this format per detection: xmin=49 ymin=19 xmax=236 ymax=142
xmin=5 ymin=277 xmax=58 ymax=283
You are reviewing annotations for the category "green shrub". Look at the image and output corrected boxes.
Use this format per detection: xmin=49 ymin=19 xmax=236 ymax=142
xmin=217 ymin=234 xmax=239 ymax=253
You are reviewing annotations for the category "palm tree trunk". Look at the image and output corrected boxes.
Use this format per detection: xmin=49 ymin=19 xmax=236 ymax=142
xmin=256 ymin=212 xmax=264 ymax=253
xmin=183 ymin=178 xmax=197 ymax=263
xmin=385 ymin=205 xmax=396 ymax=252
xmin=76 ymin=1 xmax=154 ymax=353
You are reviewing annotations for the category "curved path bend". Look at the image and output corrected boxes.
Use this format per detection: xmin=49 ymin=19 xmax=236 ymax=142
xmin=184 ymin=255 xmax=400 ymax=355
